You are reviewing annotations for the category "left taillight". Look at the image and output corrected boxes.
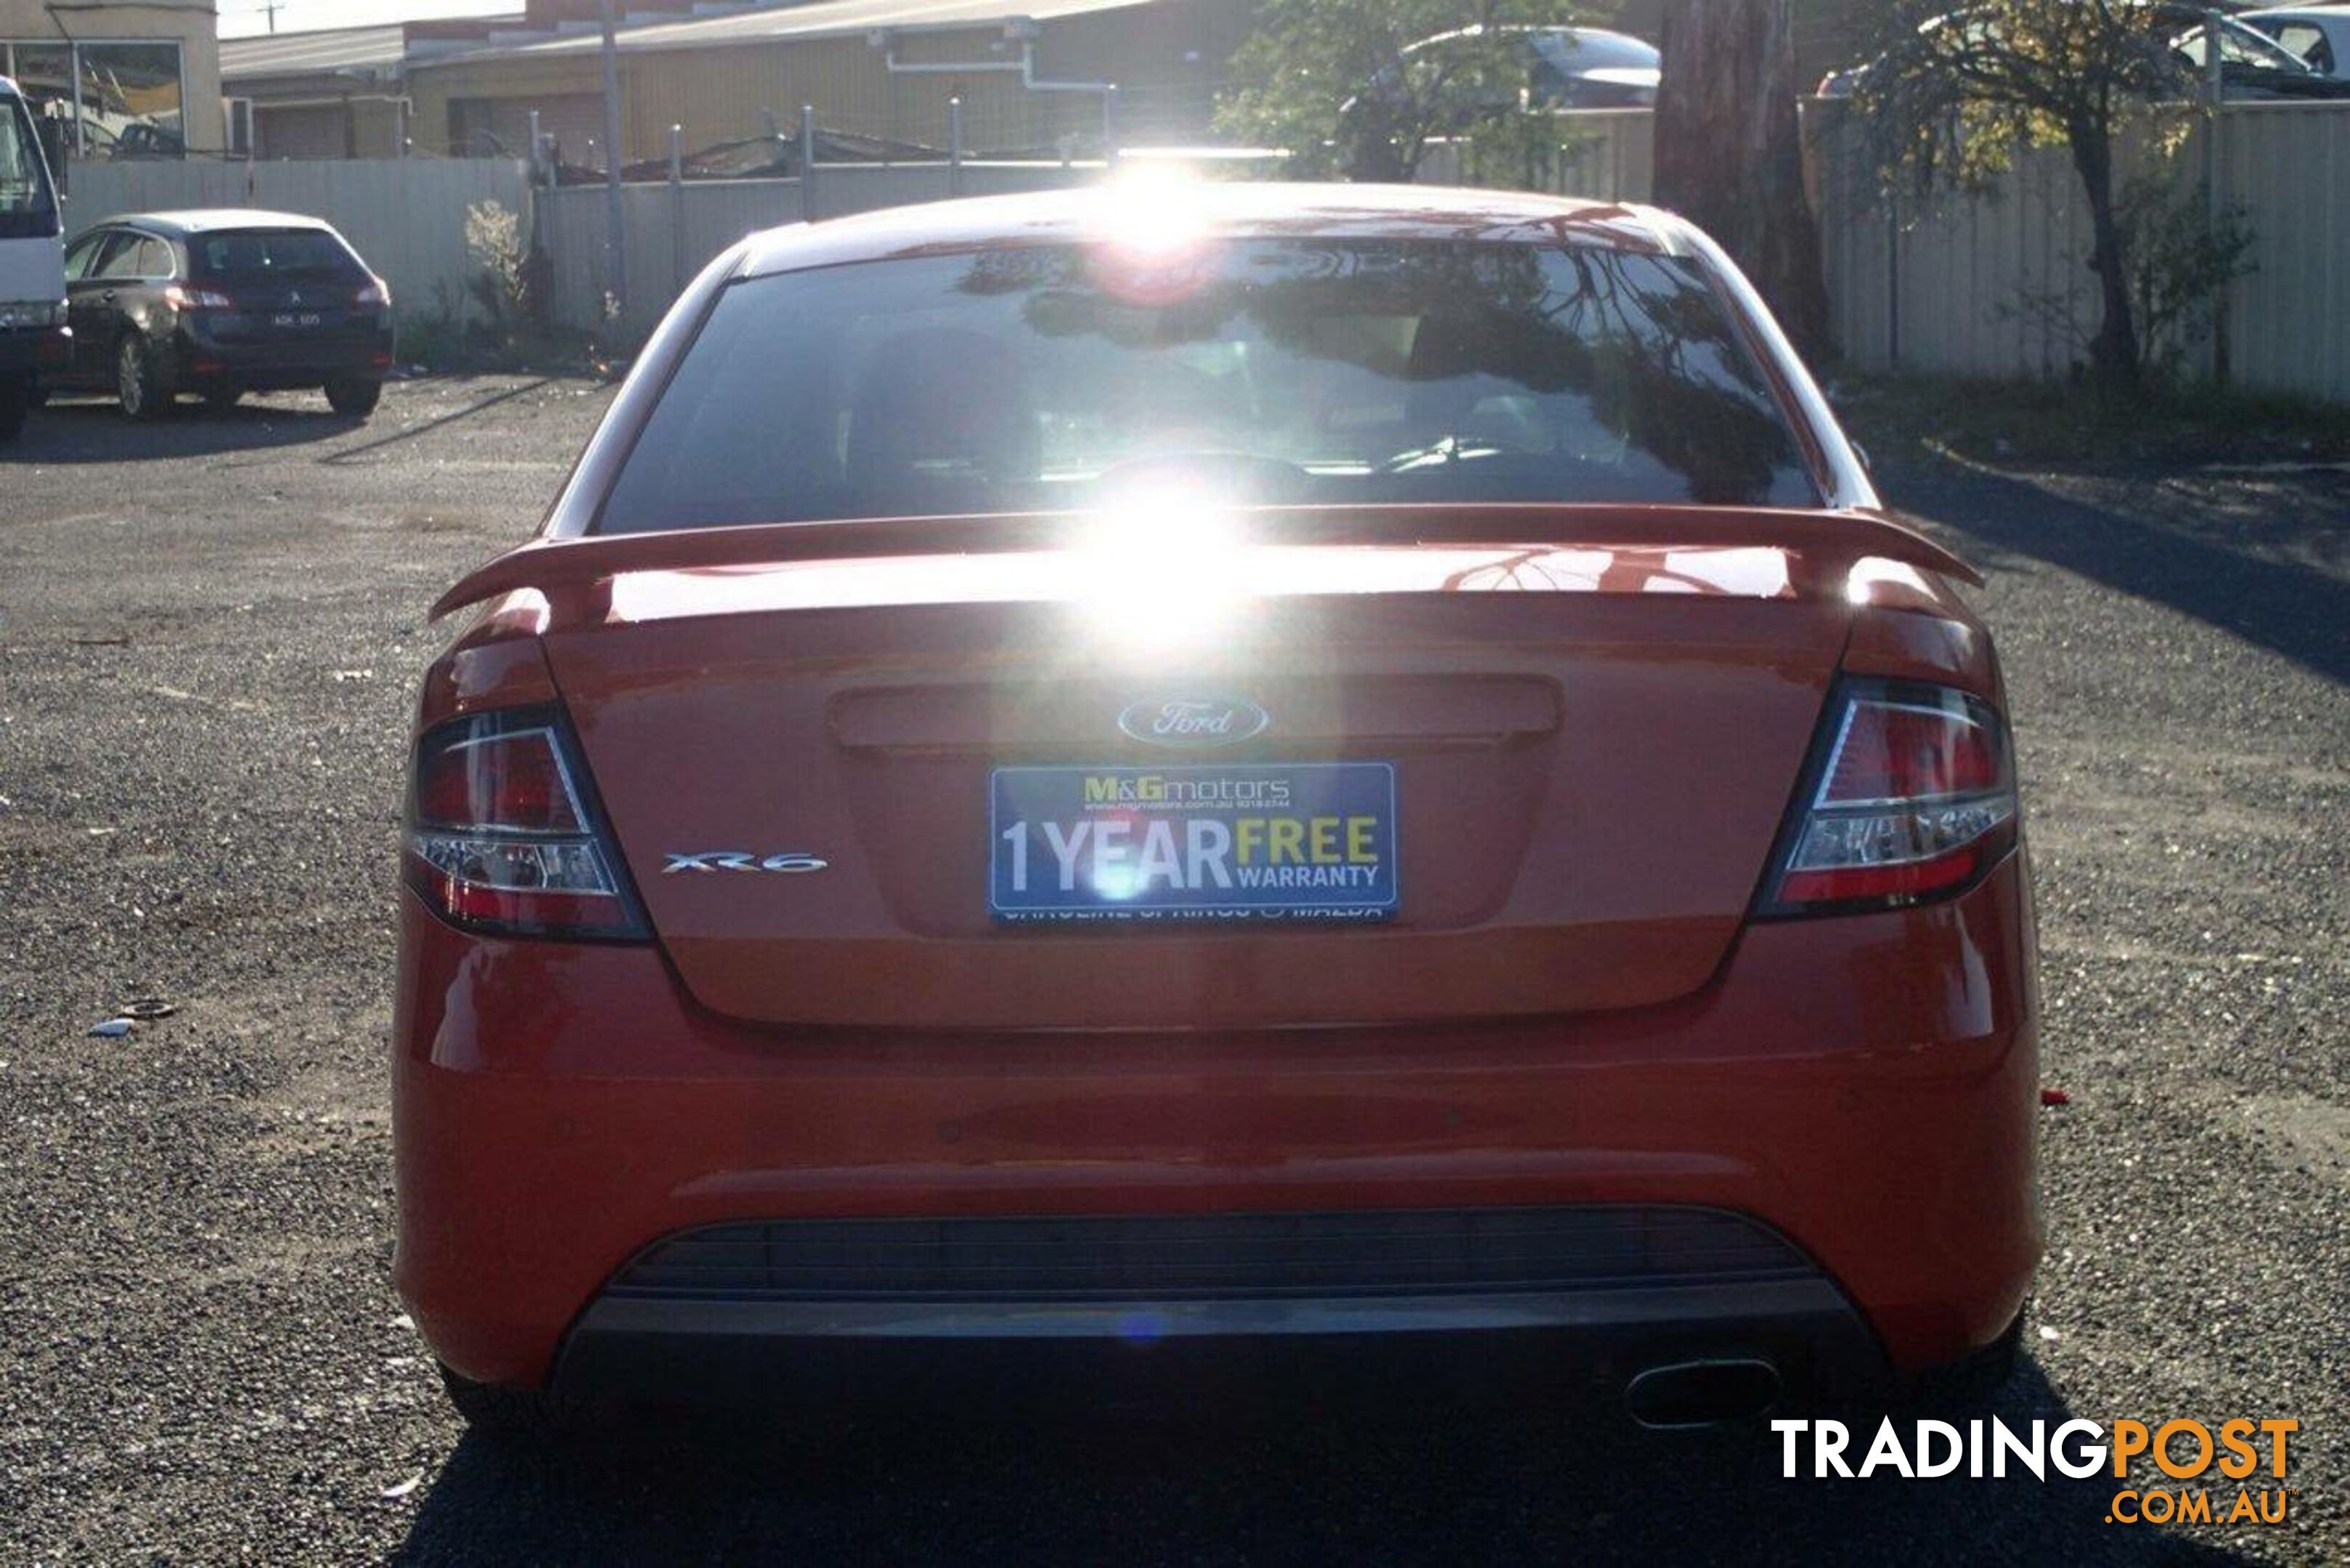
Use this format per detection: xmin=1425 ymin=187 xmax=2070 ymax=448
xmin=1758 ymin=679 xmax=2019 ymax=917
xmin=401 ymin=707 xmax=648 ymax=941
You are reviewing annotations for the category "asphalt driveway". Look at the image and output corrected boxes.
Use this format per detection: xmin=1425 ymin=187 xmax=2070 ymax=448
xmin=1 ymin=380 xmax=2343 ymax=1563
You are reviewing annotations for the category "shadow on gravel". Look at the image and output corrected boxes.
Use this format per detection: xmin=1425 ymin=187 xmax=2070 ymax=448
xmin=4 ymin=397 xmax=363 ymax=462
xmin=393 ymin=1356 xmax=2232 ymax=1566
xmin=1893 ymin=458 xmax=2349 ymax=686
xmin=320 ymin=378 xmax=551 ymax=467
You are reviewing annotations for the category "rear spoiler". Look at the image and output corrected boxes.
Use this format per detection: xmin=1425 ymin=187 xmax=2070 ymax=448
xmin=431 ymin=505 xmax=1980 ymax=621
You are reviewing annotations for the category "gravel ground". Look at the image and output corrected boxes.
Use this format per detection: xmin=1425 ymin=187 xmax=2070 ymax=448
xmin=1 ymin=377 xmax=2344 ymax=1564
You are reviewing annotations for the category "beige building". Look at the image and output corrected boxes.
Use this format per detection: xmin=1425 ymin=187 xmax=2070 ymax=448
xmin=402 ymin=0 xmax=1260 ymax=168
xmin=0 ymin=0 xmax=221 ymax=161
xmin=221 ymin=0 xmax=1254 ymax=171
xmin=221 ymin=23 xmax=431 ymax=161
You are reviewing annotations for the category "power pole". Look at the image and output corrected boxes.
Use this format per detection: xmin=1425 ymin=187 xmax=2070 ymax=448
xmin=598 ymin=0 xmax=627 ymax=324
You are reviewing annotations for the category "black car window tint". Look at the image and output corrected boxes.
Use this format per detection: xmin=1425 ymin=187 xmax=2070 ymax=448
xmin=197 ymin=229 xmax=359 ymax=280
xmin=93 ymin=232 xmax=148 ymax=279
xmin=63 ymin=229 xmax=109 ymax=280
xmin=600 ymin=239 xmax=1821 ymax=534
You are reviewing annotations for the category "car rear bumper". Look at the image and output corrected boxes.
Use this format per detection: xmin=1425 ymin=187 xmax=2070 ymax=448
xmin=173 ymin=323 xmax=391 ymax=388
xmin=393 ymin=852 xmax=2041 ymax=1396
xmin=552 ymin=1206 xmax=1888 ymax=1404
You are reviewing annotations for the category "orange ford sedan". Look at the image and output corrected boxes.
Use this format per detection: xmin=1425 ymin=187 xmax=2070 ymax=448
xmin=394 ymin=182 xmax=2039 ymax=1432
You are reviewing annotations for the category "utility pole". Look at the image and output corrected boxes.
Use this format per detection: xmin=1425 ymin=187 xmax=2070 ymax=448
xmin=598 ymin=0 xmax=627 ymax=324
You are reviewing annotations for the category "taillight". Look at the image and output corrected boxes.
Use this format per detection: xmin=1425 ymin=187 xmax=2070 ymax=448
xmin=355 ymin=279 xmax=389 ymax=309
xmin=1760 ymin=680 xmax=2018 ymax=916
xmin=166 ymin=285 xmax=234 ymax=311
xmin=402 ymin=707 xmax=647 ymax=940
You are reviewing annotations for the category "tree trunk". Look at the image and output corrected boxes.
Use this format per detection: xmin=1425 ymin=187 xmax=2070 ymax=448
xmin=2067 ymin=122 xmax=2142 ymax=398
xmin=1342 ymin=103 xmax=1413 ymax=183
xmin=1653 ymin=0 xmax=1831 ymax=356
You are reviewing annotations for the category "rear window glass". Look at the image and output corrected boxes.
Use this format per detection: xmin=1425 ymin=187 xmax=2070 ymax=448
xmin=193 ymin=229 xmax=360 ymax=280
xmin=597 ymin=239 xmax=1819 ymax=534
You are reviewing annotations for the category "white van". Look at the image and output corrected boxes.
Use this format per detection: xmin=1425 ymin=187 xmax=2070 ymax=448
xmin=0 ymin=74 xmax=66 ymax=441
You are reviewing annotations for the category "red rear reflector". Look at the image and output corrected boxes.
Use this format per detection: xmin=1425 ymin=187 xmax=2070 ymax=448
xmin=1774 ymin=842 xmax=1983 ymax=905
xmin=1763 ymin=682 xmax=2017 ymax=917
xmin=402 ymin=709 xmax=645 ymax=940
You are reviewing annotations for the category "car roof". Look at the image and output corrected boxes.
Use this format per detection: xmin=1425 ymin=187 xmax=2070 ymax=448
xmin=1527 ymin=28 xmax=1662 ymax=70
xmin=2242 ymin=4 xmax=2350 ymax=15
xmin=95 ymin=209 xmax=337 ymax=238
xmin=738 ymin=181 xmax=1685 ymax=279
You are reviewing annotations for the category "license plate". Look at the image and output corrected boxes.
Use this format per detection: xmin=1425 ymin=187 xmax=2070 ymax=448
xmin=271 ymin=311 xmax=321 ymax=328
xmin=991 ymin=763 xmax=1398 ymax=924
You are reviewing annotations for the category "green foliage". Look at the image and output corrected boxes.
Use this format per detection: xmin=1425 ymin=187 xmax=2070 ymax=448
xmin=1854 ymin=1 xmax=2198 ymax=194
xmin=2115 ymin=174 xmax=2256 ymax=381
xmin=1213 ymin=0 xmax=1600 ymax=183
xmin=1848 ymin=1 xmax=2248 ymax=394
xmin=462 ymin=199 xmax=535 ymax=335
xmin=393 ymin=309 xmax=464 ymax=371
xmin=1996 ymin=171 xmax=2255 ymax=385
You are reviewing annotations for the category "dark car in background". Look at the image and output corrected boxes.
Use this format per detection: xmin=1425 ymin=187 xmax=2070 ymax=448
xmin=46 ymin=209 xmax=392 ymax=420
xmin=1367 ymin=26 xmax=1663 ymax=119
xmin=2240 ymin=5 xmax=2350 ymax=77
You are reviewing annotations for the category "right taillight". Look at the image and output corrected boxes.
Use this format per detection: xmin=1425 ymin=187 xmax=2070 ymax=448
xmin=402 ymin=707 xmax=648 ymax=941
xmin=1759 ymin=679 xmax=2018 ymax=916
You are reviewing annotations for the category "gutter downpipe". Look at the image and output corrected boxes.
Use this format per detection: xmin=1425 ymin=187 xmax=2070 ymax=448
xmin=877 ymin=30 xmax=1118 ymax=159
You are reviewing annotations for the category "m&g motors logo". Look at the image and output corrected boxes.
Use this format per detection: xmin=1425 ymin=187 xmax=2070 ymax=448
xmin=1774 ymin=1416 xmax=2299 ymax=1527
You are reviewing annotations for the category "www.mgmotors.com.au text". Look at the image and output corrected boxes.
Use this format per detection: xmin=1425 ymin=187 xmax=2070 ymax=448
xmin=1774 ymin=1418 xmax=2298 ymax=1525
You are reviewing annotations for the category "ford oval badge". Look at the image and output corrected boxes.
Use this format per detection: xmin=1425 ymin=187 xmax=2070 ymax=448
xmin=1117 ymin=698 xmax=1271 ymax=748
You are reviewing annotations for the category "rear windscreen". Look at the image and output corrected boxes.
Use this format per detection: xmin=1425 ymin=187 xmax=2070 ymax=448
xmin=596 ymin=238 xmax=1820 ymax=534
xmin=192 ymin=229 xmax=362 ymax=281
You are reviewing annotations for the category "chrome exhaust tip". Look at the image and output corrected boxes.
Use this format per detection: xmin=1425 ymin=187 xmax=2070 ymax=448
xmin=1623 ymin=1357 xmax=1783 ymax=1429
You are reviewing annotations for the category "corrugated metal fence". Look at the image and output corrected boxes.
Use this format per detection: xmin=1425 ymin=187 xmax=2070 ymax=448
xmin=1816 ymin=100 xmax=2350 ymax=401
xmin=62 ymin=158 xmax=535 ymax=327
xmin=1416 ymin=111 xmax=1656 ymax=205
xmin=538 ymin=162 xmax=1106 ymax=339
